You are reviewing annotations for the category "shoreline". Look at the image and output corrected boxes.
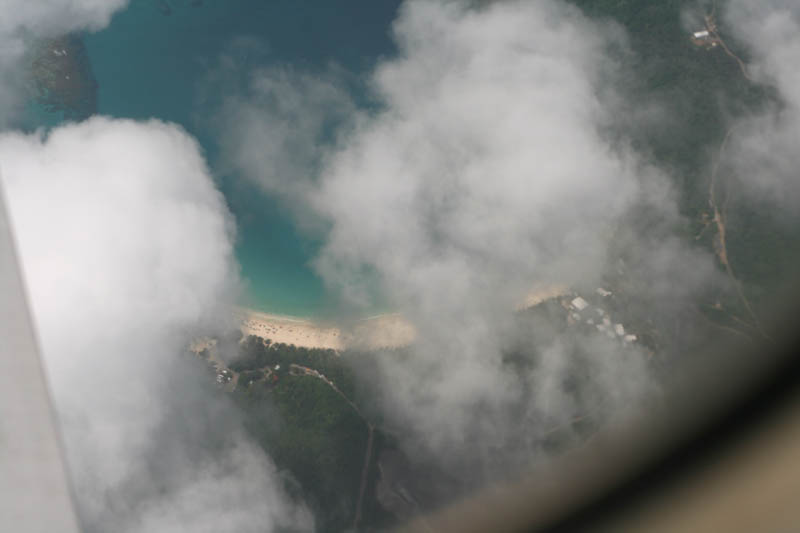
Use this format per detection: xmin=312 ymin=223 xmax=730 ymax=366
xmin=231 ymin=284 xmax=568 ymax=352
xmin=233 ymin=307 xmax=416 ymax=351
xmin=234 ymin=307 xmax=347 ymax=351
xmin=233 ymin=306 xmax=322 ymax=324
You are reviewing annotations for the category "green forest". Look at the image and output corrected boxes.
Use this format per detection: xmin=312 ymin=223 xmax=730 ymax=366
xmin=220 ymin=336 xmax=389 ymax=532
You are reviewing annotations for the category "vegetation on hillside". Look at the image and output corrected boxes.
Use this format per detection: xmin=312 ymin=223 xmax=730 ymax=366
xmin=225 ymin=336 xmax=379 ymax=532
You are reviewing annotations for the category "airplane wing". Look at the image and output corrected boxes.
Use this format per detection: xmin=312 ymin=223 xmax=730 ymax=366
xmin=0 ymin=182 xmax=81 ymax=532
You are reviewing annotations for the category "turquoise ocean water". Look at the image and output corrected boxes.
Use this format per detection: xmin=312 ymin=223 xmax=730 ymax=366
xmin=60 ymin=0 xmax=400 ymax=318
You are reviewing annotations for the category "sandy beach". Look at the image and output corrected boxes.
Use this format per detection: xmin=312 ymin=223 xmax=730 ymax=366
xmin=517 ymin=284 xmax=570 ymax=310
xmin=235 ymin=308 xmax=347 ymax=350
xmin=233 ymin=307 xmax=417 ymax=351
xmin=230 ymin=284 xmax=567 ymax=351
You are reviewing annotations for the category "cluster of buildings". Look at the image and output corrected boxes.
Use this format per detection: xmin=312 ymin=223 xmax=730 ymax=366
xmin=215 ymin=368 xmax=232 ymax=385
xmin=691 ymin=29 xmax=719 ymax=48
xmin=691 ymin=14 xmax=720 ymax=48
xmin=565 ymin=290 xmax=637 ymax=344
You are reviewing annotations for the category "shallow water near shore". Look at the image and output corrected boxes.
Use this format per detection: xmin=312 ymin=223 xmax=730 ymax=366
xmin=30 ymin=0 xmax=402 ymax=318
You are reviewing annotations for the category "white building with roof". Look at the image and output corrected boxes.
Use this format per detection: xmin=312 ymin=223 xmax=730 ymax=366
xmin=570 ymin=297 xmax=589 ymax=311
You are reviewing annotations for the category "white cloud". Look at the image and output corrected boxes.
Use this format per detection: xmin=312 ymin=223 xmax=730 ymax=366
xmin=0 ymin=0 xmax=128 ymax=124
xmin=0 ymin=117 xmax=312 ymax=532
xmin=222 ymin=0 xmax=719 ymax=480
xmin=724 ymin=0 xmax=800 ymax=211
xmin=314 ymin=0 xmax=667 ymax=465
xmin=1 ymin=0 xmax=127 ymax=37
xmin=218 ymin=65 xmax=355 ymax=216
xmin=314 ymin=0 xmax=635 ymax=301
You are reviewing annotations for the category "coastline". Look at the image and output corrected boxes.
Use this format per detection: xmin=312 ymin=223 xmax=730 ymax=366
xmin=231 ymin=284 xmax=568 ymax=352
xmin=234 ymin=307 xmax=348 ymax=350
xmin=233 ymin=307 xmax=416 ymax=351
